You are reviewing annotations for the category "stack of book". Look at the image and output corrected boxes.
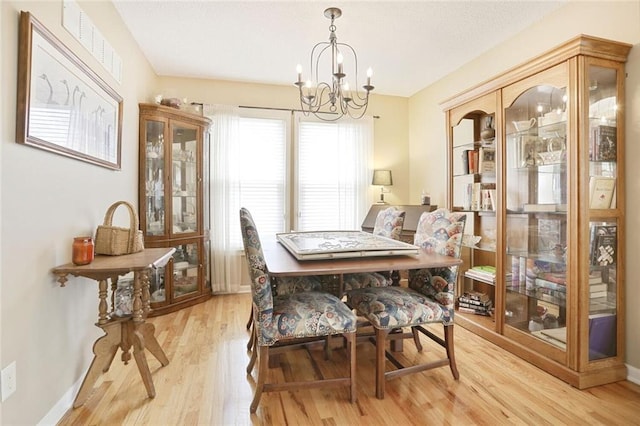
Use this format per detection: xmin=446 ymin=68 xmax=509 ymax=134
xmin=534 ymin=277 xmax=567 ymax=302
xmin=458 ymin=291 xmax=492 ymax=316
xmin=465 ymin=265 xmax=496 ymax=283
xmin=589 ymin=270 xmax=607 ymax=299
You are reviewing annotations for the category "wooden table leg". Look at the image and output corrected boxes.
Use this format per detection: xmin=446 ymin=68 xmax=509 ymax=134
xmin=130 ymin=322 xmax=156 ymax=398
xmin=139 ymin=322 xmax=169 ymax=366
xmin=73 ymin=322 xmax=121 ymax=408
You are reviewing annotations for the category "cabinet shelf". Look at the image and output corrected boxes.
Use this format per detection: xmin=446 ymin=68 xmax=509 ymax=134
xmin=506 ymin=285 xmax=567 ymax=307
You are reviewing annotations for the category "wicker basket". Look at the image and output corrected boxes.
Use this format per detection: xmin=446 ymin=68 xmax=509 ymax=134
xmin=94 ymin=201 xmax=144 ymax=256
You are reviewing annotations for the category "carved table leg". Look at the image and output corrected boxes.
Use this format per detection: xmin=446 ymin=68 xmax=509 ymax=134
xmin=73 ymin=322 xmax=121 ymax=408
xmin=139 ymin=322 xmax=169 ymax=366
xmin=130 ymin=322 xmax=156 ymax=398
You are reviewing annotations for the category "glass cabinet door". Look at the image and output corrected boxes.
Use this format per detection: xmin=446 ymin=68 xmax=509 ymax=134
xmin=503 ymin=64 xmax=568 ymax=355
xmin=586 ymin=64 xmax=620 ymax=361
xmin=172 ymin=240 xmax=201 ymax=299
xmin=144 ymin=119 xmax=167 ymax=236
xmin=171 ymin=123 xmax=199 ymax=236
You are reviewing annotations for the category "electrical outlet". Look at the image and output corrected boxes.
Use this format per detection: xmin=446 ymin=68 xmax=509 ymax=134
xmin=1 ymin=361 xmax=16 ymax=401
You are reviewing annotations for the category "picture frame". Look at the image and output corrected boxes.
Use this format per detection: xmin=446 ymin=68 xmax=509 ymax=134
xmin=16 ymin=11 xmax=122 ymax=170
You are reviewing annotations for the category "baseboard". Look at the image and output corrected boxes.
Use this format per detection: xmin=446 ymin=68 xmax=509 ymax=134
xmin=627 ymin=363 xmax=640 ymax=386
xmin=37 ymin=374 xmax=84 ymax=426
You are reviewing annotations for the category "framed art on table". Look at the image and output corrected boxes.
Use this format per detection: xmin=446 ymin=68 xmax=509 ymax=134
xmin=16 ymin=11 xmax=122 ymax=170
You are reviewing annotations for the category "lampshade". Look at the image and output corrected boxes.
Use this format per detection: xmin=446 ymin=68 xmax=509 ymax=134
xmin=372 ymin=170 xmax=393 ymax=186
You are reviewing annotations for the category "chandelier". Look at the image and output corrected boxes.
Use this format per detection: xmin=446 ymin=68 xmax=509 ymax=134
xmin=294 ymin=7 xmax=374 ymax=121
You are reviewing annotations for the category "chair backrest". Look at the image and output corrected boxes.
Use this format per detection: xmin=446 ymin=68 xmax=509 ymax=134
xmin=373 ymin=206 xmax=406 ymax=240
xmin=239 ymin=208 xmax=275 ymax=343
xmin=409 ymin=208 xmax=466 ymax=322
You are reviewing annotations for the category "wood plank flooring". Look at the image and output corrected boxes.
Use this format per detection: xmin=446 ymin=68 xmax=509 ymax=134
xmin=58 ymin=293 xmax=640 ymax=425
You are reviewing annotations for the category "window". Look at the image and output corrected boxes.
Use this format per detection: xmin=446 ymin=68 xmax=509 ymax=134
xmin=206 ymin=105 xmax=373 ymax=292
xmin=235 ymin=114 xmax=289 ymax=242
xmin=296 ymin=116 xmax=373 ymax=231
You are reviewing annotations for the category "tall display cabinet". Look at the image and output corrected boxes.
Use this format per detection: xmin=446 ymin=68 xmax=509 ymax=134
xmin=138 ymin=103 xmax=212 ymax=316
xmin=441 ymin=35 xmax=631 ymax=388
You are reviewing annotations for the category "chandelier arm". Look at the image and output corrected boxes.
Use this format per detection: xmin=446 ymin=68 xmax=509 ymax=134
xmin=310 ymin=42 xmax=332 ymax=83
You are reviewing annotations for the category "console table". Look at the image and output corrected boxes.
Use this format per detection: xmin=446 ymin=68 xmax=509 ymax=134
xmin=52 ymin=247 xmax=174 ymax=408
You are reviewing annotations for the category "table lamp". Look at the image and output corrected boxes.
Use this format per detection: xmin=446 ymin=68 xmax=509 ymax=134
xmin=372 ymin=169 xmax=393 ymax=204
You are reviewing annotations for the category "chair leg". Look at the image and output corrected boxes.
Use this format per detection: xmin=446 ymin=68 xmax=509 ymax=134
xmin=344 ymin=332 xmax=357 ymax=403
xmin=411 ymin=327 xmax=423 ymax=352
xmin=246 ymin=328 xmax=257 ymax=374
xmin=246 ymin=306 xmax=253 ymax=330
xmin=250 ymin=346 xmax=268 ymax=413
xmin=444 ymin=324 xmax=459 ymax=380
xmin=375 ymin=327 xmax=390 ymax=399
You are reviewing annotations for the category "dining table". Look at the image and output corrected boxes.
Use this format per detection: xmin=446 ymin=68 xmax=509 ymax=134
xmin=262 ymin=231 xmax=463 ymax=296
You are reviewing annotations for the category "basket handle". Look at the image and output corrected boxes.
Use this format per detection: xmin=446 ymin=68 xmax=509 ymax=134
xmin=102 ymin=201 xmax=140 ymax=251
xmin=103 ymin=201 xmax=140 ymax=241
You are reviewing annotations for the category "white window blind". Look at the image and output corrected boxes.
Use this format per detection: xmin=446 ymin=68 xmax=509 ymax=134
xmin=234 ymin=115 xmax=288 ymax=244
xmin=295 ymin=116 xmax=373 ymax=231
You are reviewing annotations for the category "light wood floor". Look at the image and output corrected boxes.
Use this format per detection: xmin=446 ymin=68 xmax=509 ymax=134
xmin=58 ymin=293 xmax=640 ymax=425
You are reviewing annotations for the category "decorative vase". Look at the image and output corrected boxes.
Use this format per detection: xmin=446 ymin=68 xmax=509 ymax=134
xmin=481 ymin=116 xmax=495 ymax=141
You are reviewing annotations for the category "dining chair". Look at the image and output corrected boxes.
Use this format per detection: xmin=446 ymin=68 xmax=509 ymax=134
xmin=342 ymin=206 xmax=406 ymax=291
xmin=346 ymin=208 xmax=466 ymax=398
xmin=239 ymin=207 xmax=357 ymax=412
xmin=245 ymin=274 xmax=325 ymax=352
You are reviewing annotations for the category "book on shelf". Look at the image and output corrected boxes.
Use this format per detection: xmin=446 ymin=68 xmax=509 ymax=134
xmin=590 ymin=290 xmax=608 ymax=299
xmin=591 ymin=235 xmax=617 ymax=266
xmin=534 ymin=278 xmax=567 ymax=293
xmin=458 ymin=294 xmax=493 ymax=316
xmin=588 ymin=270 xmax=602 ymax=284
xmin=465 ymin=265 xmax=497 ymax=283
xmin=590 ymin=283 xmax=607 ymax=293
xmin=458 ymin=306 xmax=492 ymax=316
xmin=589 ymin=224 xmax=617 ymax=266
xmin=589 ymin=313 xmax=616 ymax=360
xmin=458 ymin=292 xmax=493 ymax=315
xmin=467 ymin=149 xmax=479 ymax=174
xmin=589 ymin=176 xmax=616 ymax=209
xmin=590 ymin=125 xmax=616 ymax=162
xmin=466 ymin=182 xmax=496 ymax=211
xmin=539 ymin=272 xmax=566 ymax=285
xmin=478 ymin=146 xmax=495 ymax=173
xmin=461 ymin=291 xmax=490 ymax=303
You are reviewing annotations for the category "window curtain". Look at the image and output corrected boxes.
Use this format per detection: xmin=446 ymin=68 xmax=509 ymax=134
xmin=294 ymin=113 xmax=374 ymax=230
xmin=204 ymin=104 xmax=246 ymax=294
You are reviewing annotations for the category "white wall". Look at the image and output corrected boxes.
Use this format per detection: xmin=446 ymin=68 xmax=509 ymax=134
xmin=409 ymin=1 xmax=640 ymax=371
xmin=0 ymin=1 xmax=157 ymax=423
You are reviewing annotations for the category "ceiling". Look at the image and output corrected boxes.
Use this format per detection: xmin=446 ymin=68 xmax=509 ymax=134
xmin=112 ymin=1 xmax=566 ymax=98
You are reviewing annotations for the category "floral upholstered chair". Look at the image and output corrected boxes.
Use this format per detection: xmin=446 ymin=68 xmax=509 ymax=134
xmin=346 ymin=208 xmax=466 ymax=398
xmin=342 ymin=206 xmax=406 ymax=291
xmin=239 ymin=208 xmax=357 ymax=412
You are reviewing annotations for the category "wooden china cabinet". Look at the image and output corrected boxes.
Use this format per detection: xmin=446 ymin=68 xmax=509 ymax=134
xmin=441 ymin=35 xmax=631 ymax=388
xmin=138 ymin=103 xmax=212 ymax=316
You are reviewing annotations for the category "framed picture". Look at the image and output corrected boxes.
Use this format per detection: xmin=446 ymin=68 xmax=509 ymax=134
xmin=16 ymin=11 xmax=122 ymax=170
